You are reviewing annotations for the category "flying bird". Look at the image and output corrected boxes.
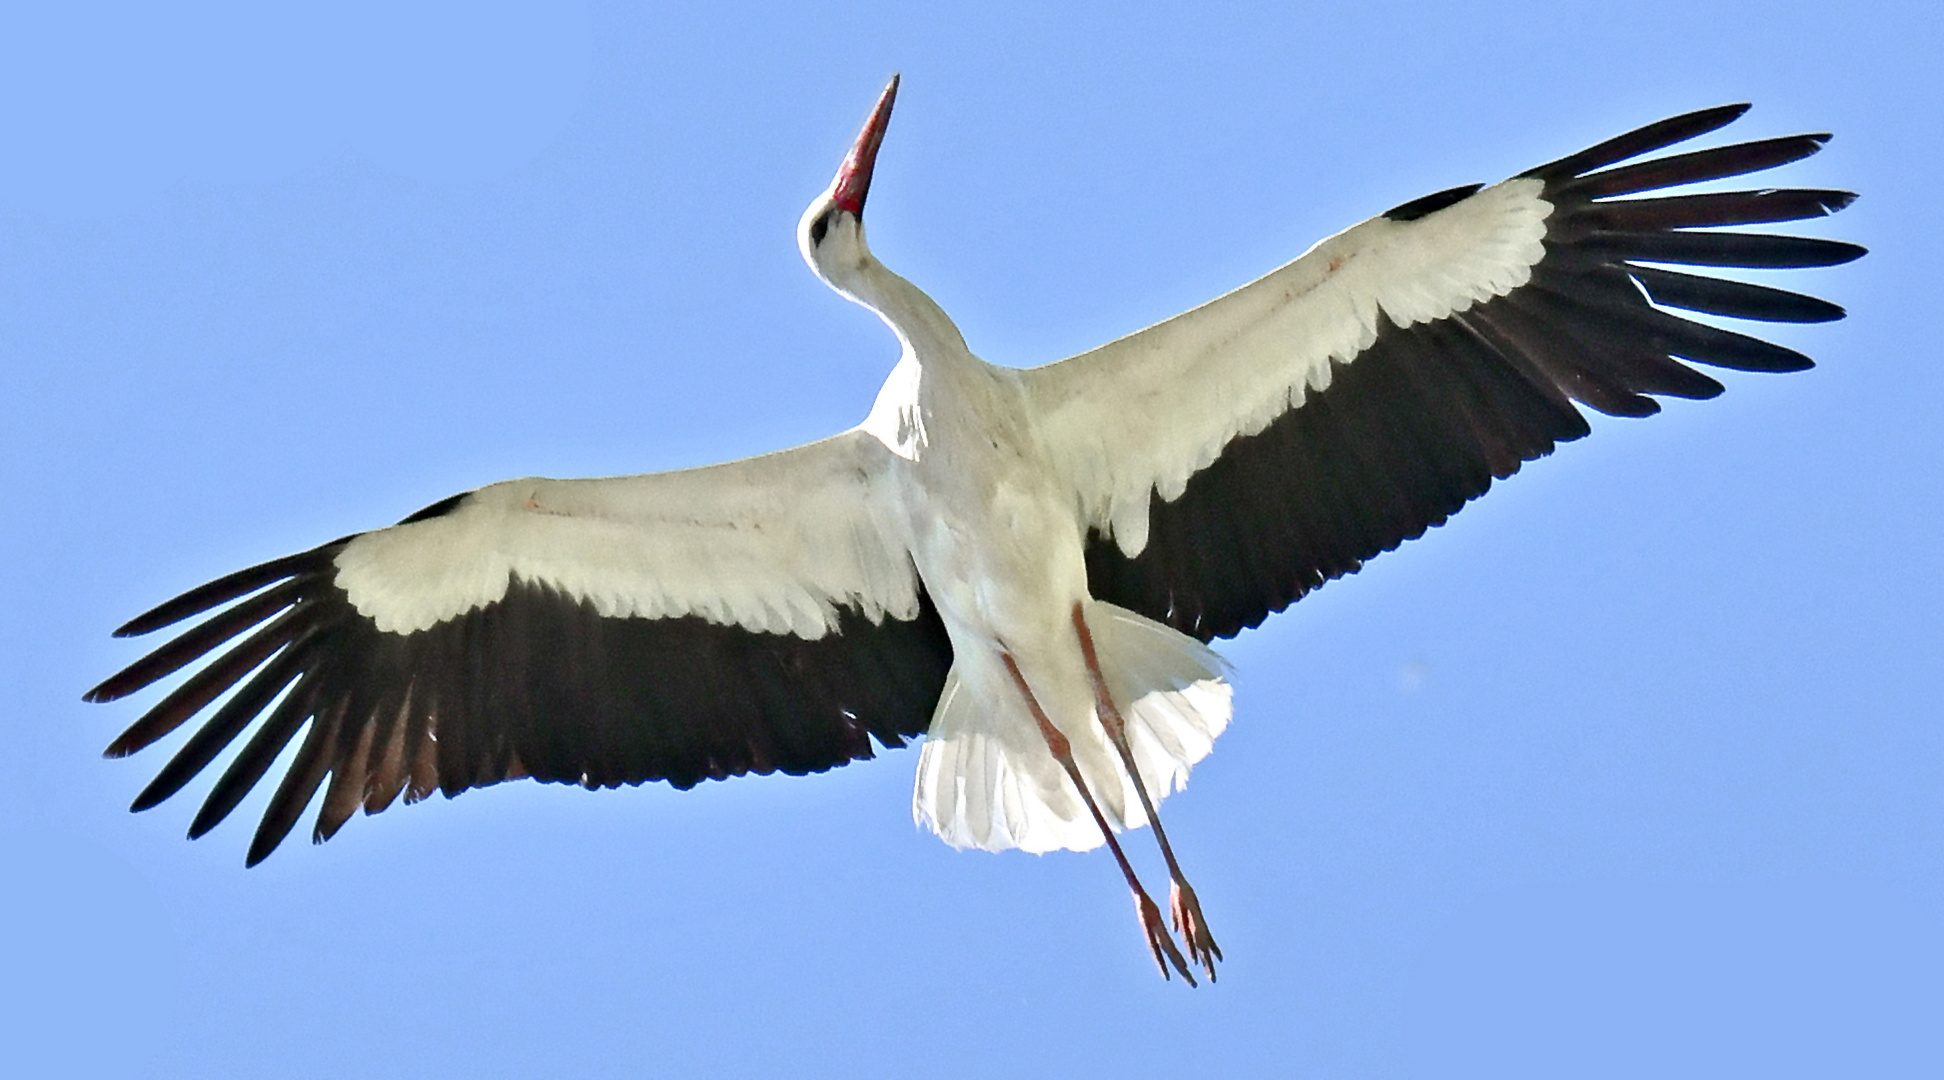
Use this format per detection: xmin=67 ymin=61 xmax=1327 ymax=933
xmin=90 ymin=76 xmax=1861 ymax=984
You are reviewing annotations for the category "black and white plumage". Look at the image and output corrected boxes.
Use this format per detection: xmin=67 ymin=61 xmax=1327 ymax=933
xmin=91 ymin=78 xmax=1859 ymax=981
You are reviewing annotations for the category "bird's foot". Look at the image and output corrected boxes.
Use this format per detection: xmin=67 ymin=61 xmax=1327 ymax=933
xmin=1170 ymin=879 xmax=1222 ymax=982
xmin=1135 ymin=890 xmax=1197 ymax=986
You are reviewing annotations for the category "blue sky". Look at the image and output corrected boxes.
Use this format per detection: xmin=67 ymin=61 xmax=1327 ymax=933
xmin=5 ymin=2 xmax=1937 ymax=1076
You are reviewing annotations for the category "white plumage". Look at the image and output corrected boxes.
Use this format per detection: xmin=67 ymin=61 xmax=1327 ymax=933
xmin=336 ymin=433 xmax=922 ymax=638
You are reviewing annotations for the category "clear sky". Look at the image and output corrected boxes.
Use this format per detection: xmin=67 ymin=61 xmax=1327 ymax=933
xmin=5 ymin=2 xmax=1937 ymax=1076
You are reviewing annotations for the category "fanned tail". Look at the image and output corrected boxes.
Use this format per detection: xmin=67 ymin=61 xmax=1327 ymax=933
xmin=912 ymin=600 xmax=1231 ymax=853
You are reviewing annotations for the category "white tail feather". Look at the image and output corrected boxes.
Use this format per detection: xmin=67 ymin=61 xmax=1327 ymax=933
xmin=912 ymin=601 xmax=1232 ymax=853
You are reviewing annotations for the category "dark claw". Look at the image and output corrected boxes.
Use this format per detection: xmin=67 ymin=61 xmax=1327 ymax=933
xmin=1170 ymin=879 xmax=1222 ymax=982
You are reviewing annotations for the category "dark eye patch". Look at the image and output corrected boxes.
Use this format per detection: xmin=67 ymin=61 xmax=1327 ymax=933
xmin=809 ymin=209 xmax=832 ymax=246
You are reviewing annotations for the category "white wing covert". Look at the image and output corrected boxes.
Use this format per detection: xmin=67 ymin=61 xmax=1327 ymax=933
xmin=336 ymin=432 xmax=925 ymax=638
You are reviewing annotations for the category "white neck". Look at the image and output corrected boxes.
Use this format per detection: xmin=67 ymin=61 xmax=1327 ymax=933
xmin=842 ymin=254 xmax=969 ymax=363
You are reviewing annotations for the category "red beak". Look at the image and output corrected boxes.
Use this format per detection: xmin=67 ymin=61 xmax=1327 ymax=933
xmin=831 ymin=74 xmax=899 ymax=216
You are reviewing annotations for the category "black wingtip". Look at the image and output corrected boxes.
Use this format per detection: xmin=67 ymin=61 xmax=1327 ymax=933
xmin=1521 ymin=103 xmax=1757 ymax=184
xmin=1658 ymin=102 xmax=1755 ymax=135
xmin=247 ymin=816 xmax=296 ymax=866
xmin=129 ymin=782 xmax=170 ymax=814
xmin=186 ymin=803 xmax=224 ymax=841
xmin=115 ymin=603 xmax=192 ymax=639
xmin=108 ymin=539 xmax=351 ymax=639
xmin=1820 ymin=240 xmax=1869 ymax=266
xmin=1695 ymin=103 xmax=1754 ymax=135
xmin=85 ymin=669 xmax=148 ymax=704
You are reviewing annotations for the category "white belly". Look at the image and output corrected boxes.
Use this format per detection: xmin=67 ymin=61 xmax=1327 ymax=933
xmin=912 ymin=474 xmax=1088 ymax=652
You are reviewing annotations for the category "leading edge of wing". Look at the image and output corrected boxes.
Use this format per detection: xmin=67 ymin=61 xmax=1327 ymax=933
xmin=87 ymin=432 xmax=954 ymax=865
xmin=337 ymin=431 xmax=927 ymax=638
xmin=1030 ymin=105 xmax=1861 ymax=641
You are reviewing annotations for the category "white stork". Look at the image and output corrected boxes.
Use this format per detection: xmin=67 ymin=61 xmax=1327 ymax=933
xmin=90 ymin=76 xmax=1861 ymax=984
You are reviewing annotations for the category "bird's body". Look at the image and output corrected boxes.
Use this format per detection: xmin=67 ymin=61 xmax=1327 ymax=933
xmin=807 ymin=159 xmax=1233 ymax=858
xmin=91 ymin=77 xmax=1861 ymax=983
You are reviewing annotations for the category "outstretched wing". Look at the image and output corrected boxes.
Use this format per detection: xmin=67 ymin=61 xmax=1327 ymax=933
xmin=89 ymin=430 xmax=952 ymax=865
xmin=1024 ymin=104 xmax=1862 ymax=641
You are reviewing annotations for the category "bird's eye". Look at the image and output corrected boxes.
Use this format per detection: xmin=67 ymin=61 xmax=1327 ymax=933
xmin=809 ymin=209 xmax=832 ymax=246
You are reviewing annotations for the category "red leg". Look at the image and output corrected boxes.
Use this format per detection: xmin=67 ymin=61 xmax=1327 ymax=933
xmin=1071 ymin=603 xmax=1222 ymax=981
xmin=999 ymin=651 xmax=1196 ymax=986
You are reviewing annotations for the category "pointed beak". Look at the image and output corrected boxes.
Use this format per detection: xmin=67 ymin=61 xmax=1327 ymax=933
xmin=830 ymin=74 xmax=899 ymax=216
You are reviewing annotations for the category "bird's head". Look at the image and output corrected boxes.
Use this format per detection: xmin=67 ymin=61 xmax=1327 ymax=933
xmin=798 ymin=74 xmax=898 ymax=295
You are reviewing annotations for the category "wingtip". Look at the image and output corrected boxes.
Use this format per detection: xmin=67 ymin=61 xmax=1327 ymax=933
xmin=245 ymin=825 xmax=289 ymax=867
xmin=85 ymin=668 xmax=152 ymax=706
xmin=132 ymin=749 xmax=212 ymax=814
xmin=102 ymin=714 xmax=161 ymax=757
xmin=1826 ymin=240 xmax=1869 ymax=266
xmin=1692 ymin=102 xmax=1753 ymax=131
xmin=1827 ymin=190 xmax=1860 ymax=214
xmin=113 ymin=611 xmax=172 ymax=638
xmin=186 ymin=805 xmax=224 ymax=841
